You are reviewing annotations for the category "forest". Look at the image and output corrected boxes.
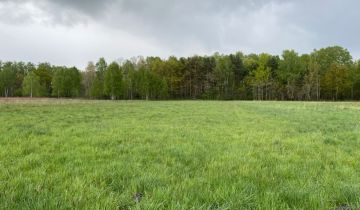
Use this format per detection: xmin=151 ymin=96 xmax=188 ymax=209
xmin=1 ymin=45 xmax=360 ymax=101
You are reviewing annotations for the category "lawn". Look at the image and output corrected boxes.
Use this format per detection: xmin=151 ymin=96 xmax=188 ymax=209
xmin=0 ymin=99 xmax=360 ymax=209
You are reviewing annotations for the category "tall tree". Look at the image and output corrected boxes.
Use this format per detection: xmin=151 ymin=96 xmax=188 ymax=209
xmin=229 ymin=52 xmax=248 ymax=99
xmin=248 ymin=54 xmax=272 ymax=100
xmin=104 ymin=62 xmax=123 ymax=100
xmin=52 ymin=67 xmax=81 ymax=98
xmin=83 ymin=62 xmax=96 ymax=98
xmin=323 ymin=64 xmax=350 ymax=100
xmin=214 ymin=54 xmax=234 ymax=99
xmin=313 ymin=46 xmax=353 ymax=99
xmin=277 ymin=50 xmax=305 ymax=100
xmin=163 ymin=56 xmax=184 ymax=98
xmin=135 ymin=62 xmax=151 ymax=100
xmin=349 ymin=61 xmax=360 ymax=99
xmin=0 ymin=62 xmax=17 ymax=97
xmin=35 ymin=63 xmax=53 ymax=96
xmin=303 ymin=54 xmax=320 ymax=100
xmin=22 ymin=71 xmax=43 ymax=97
xmin=122 ymin=60 xmax=136 ymax=100
xmin=91 ymin=58 xmax=107 ymax=98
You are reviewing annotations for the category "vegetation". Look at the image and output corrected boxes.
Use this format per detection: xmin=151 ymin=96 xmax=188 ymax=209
xmin=0 ymin=99 xmax=359 ymax=209
xmin=1 ymin=46 xmax=360 ymax=100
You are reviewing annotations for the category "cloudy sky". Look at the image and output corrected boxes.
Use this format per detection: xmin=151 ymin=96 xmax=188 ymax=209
xmin=0 ymin=0 xmax=358 ymax=69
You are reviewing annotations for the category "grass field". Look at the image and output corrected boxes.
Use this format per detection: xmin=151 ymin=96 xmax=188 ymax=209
xmin=1 ymin=99 xmax=360 ymax=209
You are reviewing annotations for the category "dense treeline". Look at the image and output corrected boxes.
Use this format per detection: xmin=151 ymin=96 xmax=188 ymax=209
xmin=1 ymin=46 xmax=360 ymax=100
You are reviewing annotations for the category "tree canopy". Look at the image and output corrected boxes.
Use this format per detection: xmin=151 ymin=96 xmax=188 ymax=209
xmin=1 ymin=45 xmax=360 ymax=100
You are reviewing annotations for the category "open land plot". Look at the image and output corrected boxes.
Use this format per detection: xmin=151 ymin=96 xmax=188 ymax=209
xmin=0 ymin=99 xmax=360 ymax=209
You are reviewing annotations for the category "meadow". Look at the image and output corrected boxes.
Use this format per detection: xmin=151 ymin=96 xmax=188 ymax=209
xmin=0 ymin=99 xmax=360 ymax=210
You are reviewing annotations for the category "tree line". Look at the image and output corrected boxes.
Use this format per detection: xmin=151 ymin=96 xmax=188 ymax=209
xmin=1 ymin=46 xmax=360 ymax=100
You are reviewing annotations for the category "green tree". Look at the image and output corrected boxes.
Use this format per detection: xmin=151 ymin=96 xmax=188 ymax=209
xmin=22 ymin=71 xmax=43 ymax=97
xmin=277 ymin=50 xmax=306 ymax=100
xmin=91 ymin=58 xmax=107 ymax=98
xmin=303 ymin=55 xmax=320 ymax=100
xmin=214 ymin=54 xmax=234 ymax=99
xmin=349 ymin=61 xmax=360 ymax=99
xmin=104 ymin=62 xmax=123 ymax=100
xmin=35 ymin=63 xmax=53 ymax=96
xmin=0 ymin=62 xmax=17 ymax=97
xmin=12 ymin=62 xmax=26 ymax=96
xmin=314 ymin=46 xmax=352 ymax=72
xmin=83 ymin=62 xmax=96 ymax=98
xmin=52 ymin=67 xmax=64 ymax=98
xmin=52 ymin=67 xmax=81 ymax=98
xmin=323 ymin=64 xmax=350 ymax=100
xmin=122 ymin=60 xmax=136 ymax=100
xmin=247 ymin=54 xmax=272 ymax=100
xmin=67 ymin=67 xmax=82 ymax=97
xmin=135 ymin=63 xmax=150 ymax=100
xmin=313 ymin=46 xmax=353 ymax=99
xmin=229 ymin=52 xmax=248 ymax=99
xmin=162 ymin=56 xmax=184 ymax=98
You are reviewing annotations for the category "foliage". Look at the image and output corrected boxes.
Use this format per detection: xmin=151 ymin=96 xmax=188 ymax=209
xmin=52 ymin=67 xmax=81 ymax=97
xmin=104 ymin=62 xmax=123 ymax=100
xmin=83 ymin=62 xmax=96 ymax=98
xmin=1 ymin=45 xmax=360 ymax=100
xmin=22 ymin=71 xmax=44 ymax=97
xmin=35 ymin=63 xmax=53 ymax=96
xmin=0 ymin=62 xmax=17 ymax=97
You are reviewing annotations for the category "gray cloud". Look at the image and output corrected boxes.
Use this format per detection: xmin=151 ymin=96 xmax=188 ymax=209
xmin=0 ymin=0 xmax=359 ymax=68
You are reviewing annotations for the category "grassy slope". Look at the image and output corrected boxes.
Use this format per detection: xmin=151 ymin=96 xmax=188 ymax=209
xmin=0 ymin=100 xmax=359 ymax=209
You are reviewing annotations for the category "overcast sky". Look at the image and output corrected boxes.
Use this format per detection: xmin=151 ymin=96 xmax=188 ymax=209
xmin=0 ymin=0 xmax=359 ymax=69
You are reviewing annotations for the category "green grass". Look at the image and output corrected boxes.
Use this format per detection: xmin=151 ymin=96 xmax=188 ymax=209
xmin=1 ymin=99 xmax=360 ymax=209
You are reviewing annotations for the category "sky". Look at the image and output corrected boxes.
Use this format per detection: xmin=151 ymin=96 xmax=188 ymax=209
xmin=0 ymin=0 xmax=359 ymax=69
